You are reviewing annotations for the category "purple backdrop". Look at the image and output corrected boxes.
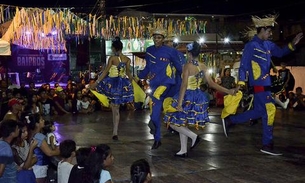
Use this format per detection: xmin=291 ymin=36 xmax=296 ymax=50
xmin=9 ymin=45 xmax=70 ymax=84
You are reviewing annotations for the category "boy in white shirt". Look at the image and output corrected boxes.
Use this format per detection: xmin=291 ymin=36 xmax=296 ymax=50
xmin=57 ymin=139 xmax=76 ymax=183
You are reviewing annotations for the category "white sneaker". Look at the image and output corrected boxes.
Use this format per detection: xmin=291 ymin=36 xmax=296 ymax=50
xmin=222 ymin=118 xmax=228 ymax=137
xmin=283 ymin=99 xmax=290 ymax=109
xmin=260 ymin=146 xmax=282 ymax=156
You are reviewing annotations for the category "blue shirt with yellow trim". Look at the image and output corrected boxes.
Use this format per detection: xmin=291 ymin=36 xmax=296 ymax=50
xmin=139 ymin=45 xmax=182 ymax=88
xmin=239 ymin=35 xmax=292 ymax=87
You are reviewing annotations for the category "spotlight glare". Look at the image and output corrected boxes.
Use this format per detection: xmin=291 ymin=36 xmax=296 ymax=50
xmin=199 ymin=37 xmax=205 ymax=44
xmin=224 ymin=37 xmax=230 ymax=43
xmin=146 ymin=88 xmax=152 ymax=94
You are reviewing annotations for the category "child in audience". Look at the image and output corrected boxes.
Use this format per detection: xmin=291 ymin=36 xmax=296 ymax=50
xmin=130 ymin=159 xmax=152 ymax=183
xmin=83 ymin=144 xmax=114 ymax=183
xmin=79 ymin=95 xmax=94 ymax=114
xmin=57 ymin=139 xmax=76 ymax=183
xmin=68 ymin=147 xmax=91 ymax=183
xmin=42 ymin=120 xmax=58 ymax=150
xmin=23 ymin=112 xmax=60 ymax=183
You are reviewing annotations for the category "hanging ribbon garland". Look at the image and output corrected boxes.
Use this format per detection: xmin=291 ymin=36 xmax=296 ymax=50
xmin=1 ymin=6 xmax=90 ymax=52
xmin=0 ymin=4 xmax=209 ymax=50
xmin=99 ymin=15 xmax=207 ymax=40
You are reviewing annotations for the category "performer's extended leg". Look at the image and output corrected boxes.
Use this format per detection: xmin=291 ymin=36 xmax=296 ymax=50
xmin=261 ymin=102 xmax=276 ymax=146
xmin=170 ymin=125 xmax=197 ymax=153
xmin=150 ymin=84 xmax=171 ymax=149
xmin=230 ymin=108 xmax=263 ymax=124
xmin=178 ymin=133 xmax=188 ymax=155
xmin=259 ymin=102 xmax=282 ymax=155
xmin=230 ymin=93 xmax=265 ymax=124
xmin=111 ymin=104 xmax=120 ymax=140
xmin=151 ymin=98 xmax=163 ymax=142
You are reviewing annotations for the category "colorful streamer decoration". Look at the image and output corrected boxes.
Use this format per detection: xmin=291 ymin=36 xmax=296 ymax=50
xmin=1 ymin=6 xmax=90 ymax=52
xmin=0 ymin=4 xmax=209 ymax=50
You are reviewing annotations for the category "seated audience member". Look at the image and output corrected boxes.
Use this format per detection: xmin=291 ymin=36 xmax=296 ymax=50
xmin=62 ymin=92 xmax=72 ymax=112
xmin=293 ymin=87 xmax=305 ymax=111
xmin=12 ymin=122 xmax=38 ymax=183
xmin=26 ymin=94 xmax=41 ymax=114
xmin=73 ymin=90 xmax=83 ymax=114
xmin=19 ymin=83 xmax=29 ymax=98
xmin=288 ymin=91 xmax=296 ymax=108
xmin=54 ymin=83 xmax=60 ymax=89
xmin=87 ymin=91 xmax=99 ymax=111
xmin=65 ymin=83 xmax=75 ymax=101
xmin=0 ymin=90 xmax=10 ymax=120
xmin=83 ymin=144 xmax=114 ymax=183
xmin=68 ymin=147 xmax=91 ymax=183
xmin=48 ymin=89 xmax=56 ymax=100
xmin=23 ymin=112 xmax=60 ymax=183
xmin=79 ymin=95 xmax=95 ymax=114
xmin=42 ymin=83 xmax=51 ymax=94
xmin=38 ymin=89 xmax=56 ymax=120
xmin=130 ymin=159 xmax=152 ymax=183
xmin=0 ymin=120 xmax=19 ymax=182
xmin=42 ymin=120 xmax=58 ymax=150
xmin=3 ymin=98 xmax=23 ymax=122
xmin=12 ymin=88 xmax=23 ymax=100
xmin=57 ymin=140 xmax=76 ymax=183
xmin=28 ymin=82 xmax=38 ymax=96
xmin=53 ymin=87 xmax=70 ymax=115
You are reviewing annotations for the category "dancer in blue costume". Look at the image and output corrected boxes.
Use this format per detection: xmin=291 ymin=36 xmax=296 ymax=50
xmin=163 ymin=34 xmax=187 ymax=134
xmin=222 ymin=14 xmax=303 ymax=155
xmin=164 ymin=41 xmax=236 ymax=157
xmin=92 ymin=37 xmax=134 ymax=141
xmin=164 ymin=34 xmax=187 ymax=97
xmin=138 ymin=28 xmax=184 ymax=149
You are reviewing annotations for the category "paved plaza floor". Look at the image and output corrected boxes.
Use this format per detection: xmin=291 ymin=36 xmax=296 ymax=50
xmin=52 ymin=107 xmax=305 ymax=183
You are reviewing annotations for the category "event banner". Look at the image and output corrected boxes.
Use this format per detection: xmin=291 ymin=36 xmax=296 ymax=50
xmin=105 ymin=39 xmax=154 ymax=55
xmin=9 ymin=45 xmax=70 ymax=84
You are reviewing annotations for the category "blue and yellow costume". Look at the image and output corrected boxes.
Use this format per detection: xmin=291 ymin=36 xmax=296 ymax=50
xmin=164 ymin=60 xmax=210 ymax=129
xmin=97 ymin=57 xmax=134 ymax=105
xmin=229 ymin=35 xmax=295 ymax=147
xmin=138 ymin=45 xmax=183 ymax=142
xmin=167 ymin=50 xmax=187 ymax=97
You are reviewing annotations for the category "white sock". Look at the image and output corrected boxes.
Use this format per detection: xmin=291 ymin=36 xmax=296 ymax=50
xmin=170 ymin=125 xmax=197 ymax=150
xmin=176 ymin=133 xmax=188 ymax=154
xmin=112 ymin=106 xmax=120 ymax=136
xmin=283 ymin=99 xmax=289 ymax=109
xmin=274 ymin=97 xmax=285 ymax=108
